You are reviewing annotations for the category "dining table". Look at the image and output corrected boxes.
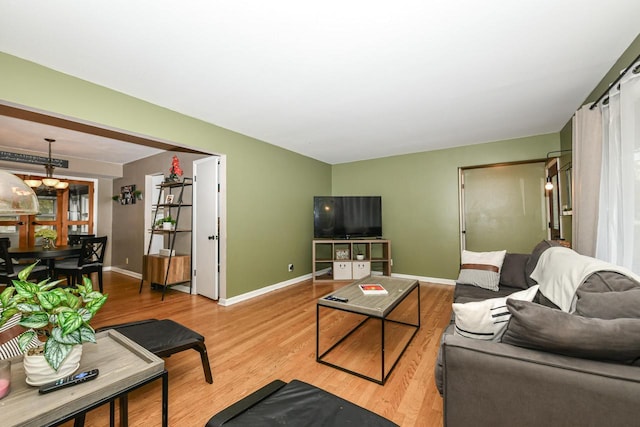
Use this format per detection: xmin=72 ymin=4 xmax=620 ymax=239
xmin=9 ymin=244 xmax=82 ymax=277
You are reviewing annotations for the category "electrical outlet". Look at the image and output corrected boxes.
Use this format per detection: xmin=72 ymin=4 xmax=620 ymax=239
xmin=125 ymin=257 xmax=129 ymax=265
xmin=390 ymin=258 xmax=393 ymax=266
xmin=288 ymin=264 xmax=294 ymax=272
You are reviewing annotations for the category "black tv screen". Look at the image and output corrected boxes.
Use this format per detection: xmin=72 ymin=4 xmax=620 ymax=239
xmin=314 ymin=196 xmax=382 ymax=239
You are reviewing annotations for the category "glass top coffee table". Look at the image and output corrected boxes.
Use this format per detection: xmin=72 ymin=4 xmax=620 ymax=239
xmin=316 ymin=276 xmax=420 ymax=385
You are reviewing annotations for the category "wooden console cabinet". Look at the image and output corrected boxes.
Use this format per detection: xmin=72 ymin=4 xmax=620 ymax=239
xmin=143 ymin=254 xmax=191 ymax=286
xmin=312 ymin=239 xmax=391 ymax=282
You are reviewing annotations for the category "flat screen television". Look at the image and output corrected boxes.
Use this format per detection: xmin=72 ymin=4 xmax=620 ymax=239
xmin=313 ymin=196 xmax=382 ymax=239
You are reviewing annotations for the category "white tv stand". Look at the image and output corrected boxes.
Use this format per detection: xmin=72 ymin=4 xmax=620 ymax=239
xmin=312 ymin=239 xmax=391 ymax=283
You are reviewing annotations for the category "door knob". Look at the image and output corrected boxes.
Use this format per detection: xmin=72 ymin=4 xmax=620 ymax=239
xmin=208 ymin=235 xmax=217 ymax=240
xmin=17 ymin=221 xmax=24 ymax=225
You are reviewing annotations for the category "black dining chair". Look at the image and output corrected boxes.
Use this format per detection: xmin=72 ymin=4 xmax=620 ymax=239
xmin=63 ymin=234 xmax=96 ymax=269
xmin=0 ymin=238 xmax=50 ymax=285
xmin=54 ymin=236 xmax=107 ymax=292
xmin=67 ymin=234 xmax=95 ymax=246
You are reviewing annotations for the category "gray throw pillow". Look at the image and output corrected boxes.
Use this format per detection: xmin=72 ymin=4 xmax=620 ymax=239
xmin=576 ymin=290 xmax=640 ymax=319
xmin=502 ymin=299 xmax=640 ymax=363
xmin=499 ymin=253 xmax=529 ymax=289
xmin=575 ymin=271 xmax=640 ymax=319
xmin=524 ymin=240 xmax=561 ymax=287
xmin=579 ymin=270 xmax=640 ymax=293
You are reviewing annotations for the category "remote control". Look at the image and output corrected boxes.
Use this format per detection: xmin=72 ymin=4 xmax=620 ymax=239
xmin=39 ymin=369 xmax=99 ymax=394
xmin=324 ymin=295 xmax=349 ymax=302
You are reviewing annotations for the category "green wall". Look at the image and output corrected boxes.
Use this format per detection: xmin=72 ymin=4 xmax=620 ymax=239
xmin=332 ymin=134 xmax=559 ymax=280
xmin=4 ymin=31 xmax=637 ymax=291
xmin=0 ymin=52 xmax=332 ymax=298
xmin=560 ymin=33 xmax=640 ymax=150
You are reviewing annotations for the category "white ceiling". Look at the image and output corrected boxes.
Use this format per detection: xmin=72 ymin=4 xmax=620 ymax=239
xmin=0 ymin=115 xmax=163 ymax=165
xmin=0 ymin=1 xmax=639 ymax=165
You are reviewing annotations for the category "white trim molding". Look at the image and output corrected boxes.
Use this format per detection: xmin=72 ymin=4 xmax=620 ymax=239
xmin=219 ymin=273 xmax=313 ymax=306
xmin=218 ymin=272 xmax=455 ymax=306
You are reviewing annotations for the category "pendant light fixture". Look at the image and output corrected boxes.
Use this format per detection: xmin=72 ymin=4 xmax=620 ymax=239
xmin=24 ymin=176 xmax=42 ymax=188
xmin=25 ymin=138 xmax=69 ymax=190
xmin=42 ymin=138 xmax=60 ymax=187
xmin=0 ymin=170 xmax=39 ymax=214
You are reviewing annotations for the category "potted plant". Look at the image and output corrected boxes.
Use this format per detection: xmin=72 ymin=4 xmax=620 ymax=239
xmin=165 ymin=155 xmax=184 ymax=183
xmin=0 ymin=263 xmax=108 ymax=384
xmin=156 ymin=216 xmax=176 ymax=230
xmin=35 ymin=228 xmax=57 ymax=249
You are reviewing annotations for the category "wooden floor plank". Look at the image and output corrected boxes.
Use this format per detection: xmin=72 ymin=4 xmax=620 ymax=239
xmin=57 ymin=272 xmax=453 ymax=426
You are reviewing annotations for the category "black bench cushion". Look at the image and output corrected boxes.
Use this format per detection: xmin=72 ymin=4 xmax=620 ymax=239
xmin=206 ymin=379 xmax=398 ymax=426
xmin=101 ymin=319 xmax=204 ymax=355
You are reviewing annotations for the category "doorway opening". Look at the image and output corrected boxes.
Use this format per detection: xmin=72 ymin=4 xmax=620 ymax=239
xmin=0 ymin=102 xmax=227 ymax=300
xmin=459 ymin=160 xmax=547 ymax=254
xmin=0 ymin=175 xmax=96 ymax=248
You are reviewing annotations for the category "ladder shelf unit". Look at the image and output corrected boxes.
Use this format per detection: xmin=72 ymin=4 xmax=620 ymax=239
xmin=140 ymin=177 xmax=193 ymax=300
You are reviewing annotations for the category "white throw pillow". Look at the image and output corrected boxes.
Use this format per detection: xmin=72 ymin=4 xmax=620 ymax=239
xmin=453 ymin=285 xmax=539 ymax=341
xmin=457 ymin=249 xmax=507 ymax=291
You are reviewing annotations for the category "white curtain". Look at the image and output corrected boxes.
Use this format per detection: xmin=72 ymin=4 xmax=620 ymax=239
xmin=595 ymin=62 xmax=640 ymax=273
xmin=572 ymin=105 xmax=602 ymax=256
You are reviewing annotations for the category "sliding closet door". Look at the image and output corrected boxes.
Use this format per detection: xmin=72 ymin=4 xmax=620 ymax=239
xmin=460 ymin=162 xmax=546 ymax=253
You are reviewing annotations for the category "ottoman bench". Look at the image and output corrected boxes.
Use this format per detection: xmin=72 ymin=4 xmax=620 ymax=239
xmin=206 ymin=379 xmax=397 ymax=426
xmin=97 ymin=318 xmax=213 ymax=384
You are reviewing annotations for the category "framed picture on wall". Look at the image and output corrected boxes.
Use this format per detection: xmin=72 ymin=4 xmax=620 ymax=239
xmin=165 ymin=194 xmax=174 ymax=204
xmin=120 ymin=185 xmax=136 ymax=205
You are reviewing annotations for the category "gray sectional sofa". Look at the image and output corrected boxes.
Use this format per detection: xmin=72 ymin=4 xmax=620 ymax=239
xmin=435 ymin=240 xmax=640 ymax=427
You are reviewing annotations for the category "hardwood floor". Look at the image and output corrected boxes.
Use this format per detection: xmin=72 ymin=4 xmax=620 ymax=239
xmin=65 ymin=271 xmax=454 ymax=426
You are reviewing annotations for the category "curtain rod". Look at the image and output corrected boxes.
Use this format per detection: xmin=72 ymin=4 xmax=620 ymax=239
xmin=590 ymin=52 xmax=640 ymax=110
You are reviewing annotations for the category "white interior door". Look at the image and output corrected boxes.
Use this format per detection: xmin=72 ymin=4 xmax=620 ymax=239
xmin=193 ymin=157 xmax=219 ymax=299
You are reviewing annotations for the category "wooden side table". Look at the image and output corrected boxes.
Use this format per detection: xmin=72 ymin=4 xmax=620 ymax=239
xmin=2 ymin=330 xmax=168 ymax=426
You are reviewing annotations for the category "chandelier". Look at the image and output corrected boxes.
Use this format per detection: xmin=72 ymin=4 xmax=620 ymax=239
xmin=24 ymin=138 xmax=69 ymax=190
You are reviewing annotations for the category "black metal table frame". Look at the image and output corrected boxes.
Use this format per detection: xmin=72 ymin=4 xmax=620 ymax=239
xmin=47 ymin=369 xmax=169 ymax=427
xmin=316 ymin=284 xmax=420 ymax=385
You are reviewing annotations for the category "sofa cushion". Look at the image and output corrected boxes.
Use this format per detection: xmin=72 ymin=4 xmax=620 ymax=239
xmin=575 ymin=271 xmax=640 ymax=319
xmin=499 ymin=253 xmax=529 ymax=289
xmin=454 ymin=283 xmax=519 ymax=303
xmin=434 ymin=324 xmax=454 ymax=396
xmin=524 ymin=240 xmax=560 ymax=287
xmin=452 ymin=286 xmax=538 ymax=341
xmin=456 ymin=250 xmax=506 ymax=292
xmin=503 ymin=299 xmax=640 ymax=363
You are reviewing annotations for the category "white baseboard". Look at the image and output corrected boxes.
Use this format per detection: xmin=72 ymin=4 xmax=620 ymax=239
xmin=219 ymin=272 xmax=454 ymax=306
xmin=109 ymin=266 xmax=141 ymax=279
xmin=218 ymin=273 xmax=313 ymax=306
xmin=110 ymin=267 xmax=192 ymax=294
xmin=171 ymin=284 xmax=192 ymax=294
xmin=107 ymin=267 xmax=454 ymax=305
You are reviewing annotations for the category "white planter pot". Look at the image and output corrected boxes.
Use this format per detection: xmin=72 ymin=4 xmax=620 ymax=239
xmin=356 ymin=254 xmax=365 ymax=260
xmin=23 ymin=345 xmax=82 ymax=386
xmin=162 ymin=222 xmax=173 ymax=230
